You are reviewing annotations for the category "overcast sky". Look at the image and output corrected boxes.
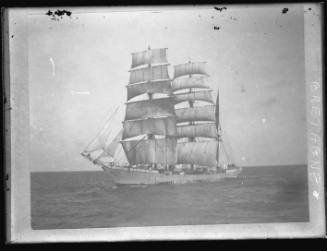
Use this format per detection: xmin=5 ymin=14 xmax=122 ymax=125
xmin=28 ymin=5 xmax=307 ymax=172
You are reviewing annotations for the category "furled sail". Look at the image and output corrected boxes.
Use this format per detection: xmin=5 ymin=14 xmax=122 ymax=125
xmin=172 ymin=76 xmax=210 ymax=91
xmin=173 ymin=62 xmax=207 ymax=79
xmin=129 ymin=65 xmax=169 ymax=84
xmin=121 ymin=138 xmax=176 ymax=165
xmin=127 ymin=80 xmax=172 ymax=100
xmin=125 ymin=97 xmax=175 ymax=121
xmin=174 ymin=90 xmax=213 ymax=104
xmin=175 ymin=105 xmax=216 ymax=123
xmin=122 ymin=117 xmax=177 ymax=139
xmin=177 ymin=141 xmax=218 ymax=166
xmin=177 ymin=123 xmax=217 ymax=139
xmin=131 ymin=48 xmax=168 ymax=68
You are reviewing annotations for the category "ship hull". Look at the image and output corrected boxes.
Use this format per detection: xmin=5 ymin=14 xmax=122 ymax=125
xmin=102 ymin=166 xmax=242 ymax=185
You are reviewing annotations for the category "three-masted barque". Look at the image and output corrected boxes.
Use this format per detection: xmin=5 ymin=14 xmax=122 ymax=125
xmin=81 ymin=46 xmax=242 ymax=185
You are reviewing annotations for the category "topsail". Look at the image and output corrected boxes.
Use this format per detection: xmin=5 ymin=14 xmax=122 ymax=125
xmin=122 ymin=117 xmax=176 ymax=139
xmin=125 ymin=97 xmax=175 ymax=121
xmin=174 ymin=90 xmax=214 ymax=104
xmin=127 ymin=80 xmax=172 ymax=100
xmin=172 ymin=75 xmax=210 ymax=91
xmin=129 ymin=64 xmax=170 ymax=84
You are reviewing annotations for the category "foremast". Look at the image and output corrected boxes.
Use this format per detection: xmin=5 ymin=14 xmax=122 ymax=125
xmin=121 ymin=46 xmax=177 ymax=169
xmin=172 ymin=61 xmax=220 ymax=171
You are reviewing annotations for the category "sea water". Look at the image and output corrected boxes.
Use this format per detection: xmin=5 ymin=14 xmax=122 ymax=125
xmin=31 ymin=165 xmax=309 ymax=229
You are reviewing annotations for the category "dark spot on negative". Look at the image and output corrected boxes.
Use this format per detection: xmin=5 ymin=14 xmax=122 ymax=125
xmin=282 ymin=8 xmax=288 ymax=14
xmin=11 ymin=35 xmax=14 ymax=38
xmin=55 ymin=10 xmax=72 ymax=16
xmin=46 ymin=9 xmax=72 ymax=20
xmin=214 ymin=26 xmax=220 ymax=30
xmin=214 ymin=6 xmax=227 ymax=12
xmin=308 ymin=8 xmax=312 ymax=11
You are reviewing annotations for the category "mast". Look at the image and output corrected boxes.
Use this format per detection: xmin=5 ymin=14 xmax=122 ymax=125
xmin=147 ymin=46 xmax=155 ymax=168
xmin=121 ymin=46 xmax=177 ymax=168
xmin=172 ymin=61 xmax=219 ymax=171
xmin=215 ymin=89 xmax=220 ymax=170
xmin=188 ymin=62 xmax=195 ymax=171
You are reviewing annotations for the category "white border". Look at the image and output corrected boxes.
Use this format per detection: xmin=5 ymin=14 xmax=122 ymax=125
xmin=5 ymin=4 xmax=325 ymax=242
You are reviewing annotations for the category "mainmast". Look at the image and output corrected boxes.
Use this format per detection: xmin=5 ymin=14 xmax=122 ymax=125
xmin=187 ymin=61 xmax=195 ymax=171
xmin=215 ymin=89 xmax=220 ymax=167
xmin=172 ymin=61 xmax=219 ymax=170
xmin=121 ymin=46 xmax=177 ymax=168
xmin=147 ymin=46 xmax=156 ymax=168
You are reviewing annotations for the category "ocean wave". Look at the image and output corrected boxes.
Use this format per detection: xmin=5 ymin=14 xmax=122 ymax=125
xmin=73 ymin=187 xmax=104 ymax=198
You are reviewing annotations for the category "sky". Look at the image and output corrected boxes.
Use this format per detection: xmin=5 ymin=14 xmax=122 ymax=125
xmin=27 ymin=5 xmax=307 ymax=172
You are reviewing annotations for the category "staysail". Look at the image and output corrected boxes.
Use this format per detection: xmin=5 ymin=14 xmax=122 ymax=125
xmin=81 ymin=105 xmax=130 ymax=167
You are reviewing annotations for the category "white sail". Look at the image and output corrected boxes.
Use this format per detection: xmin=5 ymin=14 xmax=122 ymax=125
xmin=83 ymin=135 xmax=106 ymax=154
xmin=121 ymin=138 xmax=176 ymax=165
xmin=123 ymin=117 xmax=176 ymax=139
xmin=127 ymin=80 xmax=172 ymax=100
xmin=174 ymin=62 xmax=207 ymax=79
xmin=102 ymin=129 xmax=123 ymax=157
xmin=83 ymin=114 xmax=118 ymax=154
xmin=113 ymin=142 xmax=129 ymax=166
xmin=174 ymin=90 xmax=213 ymax=104
xmin=129 ymin=65 xmax=169 ymax=84
xmin=175 ymin=105 xmax=216 ymax=123
xmin=125 ymin=97 xmax=175 ymax=121
xmin=177 ymin=123 xmax=217 ymax=139
xmin=177 ymin=141 xmax=218 ymax=166
xmin=131 ymin=48 xmax=168 ymax=68
xmin=172 ymin=76 xmax=210 ymax=91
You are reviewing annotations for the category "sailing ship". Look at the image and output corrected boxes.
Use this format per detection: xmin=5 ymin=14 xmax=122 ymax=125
xmin=81 ymin=46 xmax=242 ymax=185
